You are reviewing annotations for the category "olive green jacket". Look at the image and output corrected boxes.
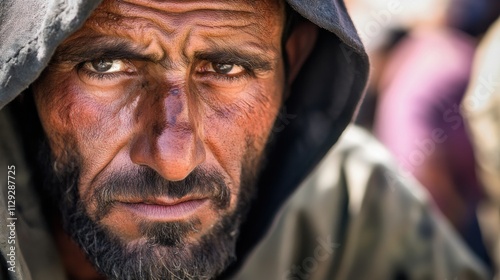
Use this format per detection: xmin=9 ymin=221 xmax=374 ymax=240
xmin=236 ymin=126 xmax=490 ymax=280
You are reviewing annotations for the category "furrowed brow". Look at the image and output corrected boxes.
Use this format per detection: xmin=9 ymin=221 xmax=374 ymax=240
xmin=194 ymin=49 xmax=273 ymax=71
xmin=51 ymin=37 xmax=159 ymax=64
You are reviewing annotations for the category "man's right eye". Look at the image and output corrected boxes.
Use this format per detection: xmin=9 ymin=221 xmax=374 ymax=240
xmin=78 ymin=58 xmax=138 ymax=83
xmin=82 ymin=59 xmax=129 ymax=74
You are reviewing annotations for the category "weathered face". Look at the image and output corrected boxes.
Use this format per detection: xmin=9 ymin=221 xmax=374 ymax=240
xmin=33 ymin=0 xmax=286 ymax=278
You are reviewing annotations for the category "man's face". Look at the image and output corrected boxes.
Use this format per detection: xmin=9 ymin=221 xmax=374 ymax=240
xmin=33 ymin=0 xmax=285 ymax=278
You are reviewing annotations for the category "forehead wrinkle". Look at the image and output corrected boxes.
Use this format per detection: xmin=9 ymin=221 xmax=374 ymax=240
xmin=82 ymin=14 xmax=175 ymax=62
xmin=70 ymin=22 xmax=172 ymax=65
xmin=87 ymin=11 xmax=175 ymax=38
xmin=98 ymin=0 xmax=278 ymax=31
xmin=86 ymin=1 xmax=278 ymax=63
xmin=86 ymin=16 xmax=262 ymax=67
xmin=118 ymin=0 xmax=259 ymax=15
xmin=70 ymin=0 xmax=285 ymax=72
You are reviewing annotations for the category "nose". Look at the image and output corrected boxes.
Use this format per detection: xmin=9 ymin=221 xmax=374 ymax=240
xmin=130 ymin=86 xmax=206 ymax=181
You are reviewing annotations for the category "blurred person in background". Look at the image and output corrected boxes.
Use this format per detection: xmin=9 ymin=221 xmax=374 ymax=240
xmin=345 ymin=0 xmax=454 ymax=130
xmin=462 ymin=17 xmax=500 ymax=279
xmin=372 ymin=0 xmax=500 ymax=268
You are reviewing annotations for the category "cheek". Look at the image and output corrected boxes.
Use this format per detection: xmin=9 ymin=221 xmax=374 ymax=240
xmin=34 ymin=75 xmax=81 ymax=157
xmin=229 ymin=73 xmax=284 ymax=148
xmin=203 ymin=77 xmax=283 ymax=181
xmin=33 ymin=73 xmax=140 ymax=174
xmin=246 ymin=82 xmax=283 ymax=140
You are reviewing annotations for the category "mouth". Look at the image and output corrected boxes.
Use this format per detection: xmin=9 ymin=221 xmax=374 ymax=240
xmin=118 ymin=197 xmax=209 ymax=221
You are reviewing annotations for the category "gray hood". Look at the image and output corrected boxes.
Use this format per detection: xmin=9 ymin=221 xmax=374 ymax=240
xmin=0 ymin=0 xmax=101 ymax=108
xmin=0 ymin=0 xmax=369 ymax=278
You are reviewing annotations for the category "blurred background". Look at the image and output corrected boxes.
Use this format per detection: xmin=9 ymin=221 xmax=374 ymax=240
xmin=344 ymin=0 xmax=500 ymax=274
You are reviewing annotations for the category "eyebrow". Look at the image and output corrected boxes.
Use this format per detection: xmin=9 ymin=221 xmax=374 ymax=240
xmin=51 ymin=38 xmax=159 ymax=64
xmin=194 ymin=49 xmax=273 ymax=71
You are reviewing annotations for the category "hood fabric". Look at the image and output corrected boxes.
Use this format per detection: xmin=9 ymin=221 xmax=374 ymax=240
xmin=0 ymin=0 xmax=369 ymax=278
xmin=0 ymin=0 xmax=102 ymax=109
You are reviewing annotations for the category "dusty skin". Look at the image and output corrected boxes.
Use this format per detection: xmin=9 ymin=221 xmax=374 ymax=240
xmin=32 ymin=0 xmax=317 ymax=278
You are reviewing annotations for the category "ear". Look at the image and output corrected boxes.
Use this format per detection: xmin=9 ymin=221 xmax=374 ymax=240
xmin=285 ymin=20 xmax=319 ymax=85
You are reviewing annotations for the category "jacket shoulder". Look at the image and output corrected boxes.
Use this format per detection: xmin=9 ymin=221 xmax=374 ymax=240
xmin=235 ymin=125 xmax=490 ymax=280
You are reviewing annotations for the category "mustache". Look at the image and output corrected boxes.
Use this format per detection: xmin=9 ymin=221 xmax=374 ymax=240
xmin=88 ymin=166 xmax=231 ymax=220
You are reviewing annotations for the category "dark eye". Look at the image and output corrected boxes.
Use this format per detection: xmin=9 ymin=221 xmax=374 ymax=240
xmin=207 ymin=62 xmax=245 ymax=75
xmin=82 ymin=59 xmax=128 ymax=74
xmin=92 ymin=59 xmax=114 ymax=72
xmin=213 ymin=63 xmax=234 ymax=74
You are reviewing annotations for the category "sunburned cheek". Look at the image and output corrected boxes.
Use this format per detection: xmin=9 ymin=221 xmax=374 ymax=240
xmin=64 ymin=96 xmax=118 ymax=142
xmin=237 ymin=84 xmax=281 ymax=138
xmin=204 ymin=83 xmax=281 ymax=174
xmin=40 ymin=84 xmax=137 ymax=164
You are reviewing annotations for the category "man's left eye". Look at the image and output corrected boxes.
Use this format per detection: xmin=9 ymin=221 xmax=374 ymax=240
xmin=207 ymin=62 xmax=245 ymax=75
xmin=83 ymin=59 xmax=128 ymax=73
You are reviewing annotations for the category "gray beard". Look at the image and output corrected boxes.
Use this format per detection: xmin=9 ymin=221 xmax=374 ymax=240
xmin=40 ymin=141 xmax=260 ymax=280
